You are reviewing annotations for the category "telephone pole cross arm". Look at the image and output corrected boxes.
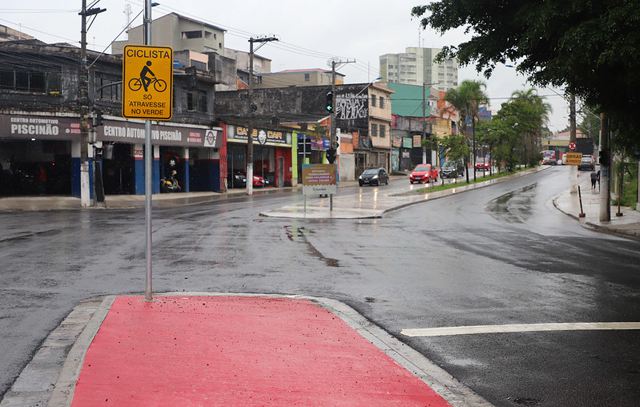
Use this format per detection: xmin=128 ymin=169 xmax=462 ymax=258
xmin=246 ymin=36 xmax=278 ymax=196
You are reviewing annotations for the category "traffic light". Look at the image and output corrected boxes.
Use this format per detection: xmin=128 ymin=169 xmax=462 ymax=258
xmin=326 ymin=147 xmax=337 ymax=164
xmin=92 ymin=109 xmax=104 ymax=127
xmin=325 ymin=91 xmax=333 ymax=112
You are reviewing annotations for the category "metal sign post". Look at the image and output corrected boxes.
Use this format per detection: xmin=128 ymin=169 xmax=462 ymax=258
xmin=121 ymin=0 xmax=173 ymax=301
xmin=143 ymin=1 xmax=153 ymax=301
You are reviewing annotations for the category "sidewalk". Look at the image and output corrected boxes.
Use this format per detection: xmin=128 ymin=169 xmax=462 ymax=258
xmin=0 ymin=176 xmax=389 ymax=212
xmin=1 ymin=294 xmax=490 ymax=407
xmin=553 ymin=175 xmax=640 ymax=239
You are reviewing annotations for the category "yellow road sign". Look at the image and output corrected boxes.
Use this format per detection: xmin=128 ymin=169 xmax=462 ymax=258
xmin=565 ymin=152 xmax=583 ymax=165
xmin=122 ymin=45 xmax=173 ymax=120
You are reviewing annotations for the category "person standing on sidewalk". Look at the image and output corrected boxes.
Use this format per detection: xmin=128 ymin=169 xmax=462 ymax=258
xmin=590 ymin=171 xmax=598 ymax=190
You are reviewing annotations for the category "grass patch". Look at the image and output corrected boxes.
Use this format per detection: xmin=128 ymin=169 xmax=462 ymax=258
xmin=612 ymin=162 xmax=638 ymax=208
xmin=401 ymin=168 xmax=528 ymax=195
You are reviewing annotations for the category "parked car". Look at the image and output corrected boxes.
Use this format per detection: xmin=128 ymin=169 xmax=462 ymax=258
xmin=359 ymin=168 xmax=388 ymax=186
xmin=441 ymin=163 xmax=464 ymax=179
xmin=409 ymin=164 xmax=439 ymax=184
xmin=252 ymin=174 xmax=269 ymax=187
xmin=228 ymin=171 xmax=247 ymax=188
xmin=475 ymin=161 xmax=491 ymax=171
xmin=578 ymin=156 xmax=595 ymax=171
xmin=228 ymin=171 xmax=270 ymax=188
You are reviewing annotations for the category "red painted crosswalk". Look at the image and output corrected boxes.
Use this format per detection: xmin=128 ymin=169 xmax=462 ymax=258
xmin=72 ymin=296 xmax=451 ymax=406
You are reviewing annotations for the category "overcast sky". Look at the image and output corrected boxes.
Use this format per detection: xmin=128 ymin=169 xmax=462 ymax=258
xmin=3 ymin=0 xmax=570 ymax=131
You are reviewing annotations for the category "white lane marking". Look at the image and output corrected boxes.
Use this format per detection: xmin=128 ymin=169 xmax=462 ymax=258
xmin=401 ymin=322 xmax=640 ymax=337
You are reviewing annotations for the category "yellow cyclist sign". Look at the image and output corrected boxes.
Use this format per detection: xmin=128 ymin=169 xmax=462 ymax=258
xmin=122 ymin=45 xmax=173 ymax=120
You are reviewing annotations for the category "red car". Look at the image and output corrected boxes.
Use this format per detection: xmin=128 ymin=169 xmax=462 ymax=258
xmin=252 ymin=174 xmax=269 ymax=187
xmin=475 ymin=162 xmax=490 ymax=171
xmin=409 ymin=164 xmax=439 ymax=184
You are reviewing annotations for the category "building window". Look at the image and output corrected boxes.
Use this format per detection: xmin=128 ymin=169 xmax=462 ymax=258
xmin=379 ymin=124 xmax=385 ymax=137
xmin=198 ymin=90 xmax=208 ymax=113
xmin=187 ymin=90 xmax=208 ymax=113
xmin=0 ymin=70 xmax=61 ymax=94
xmin=182 ymin=30 xmax=203 ymax=39
xmin=15 ymin=71 xmax=28 ymax=91
xmin=97 ymin=77 xmax=120 ymax=101
xmin=304 ymin=73 xmax=310 ymax=82
xmin=0 ymin=70 xmax=13 ymax=88
xmin=379 ymin=96 xmax=384 ymax=109
xmin=218 ymin=42 xmax=222 ymax=49
xmin=190 ymin=60 xmax=207 ymax=71
xmin=371 ymin=95 xmax=377 ymax=107
xmin=371 ymin=123 xmax=378 ymax=137
xmin=187 ymin=92 xmax=195 ymax=111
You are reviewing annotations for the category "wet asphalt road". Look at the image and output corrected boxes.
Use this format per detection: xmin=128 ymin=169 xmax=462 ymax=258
xmin=1 ymin=166 xmax=639 ymax=406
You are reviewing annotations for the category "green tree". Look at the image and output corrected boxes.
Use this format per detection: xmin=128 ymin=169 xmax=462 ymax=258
xmin=412 ymin=1 xmax=640 ymax=146
xmin=439 ymin=134 xmax=470 ymax=174
xmin=481 ymin=89 xmax=552 ymax=170
xmin=445 ymin=80 xmax=489 ymax=182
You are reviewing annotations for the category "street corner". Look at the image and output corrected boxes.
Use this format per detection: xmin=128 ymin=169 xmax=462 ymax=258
xmin=61 ymin=294 xmax=457 ymax=406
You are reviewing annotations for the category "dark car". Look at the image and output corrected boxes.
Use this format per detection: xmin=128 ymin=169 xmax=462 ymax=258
xmin=228 ymin=171 xmax=247 ymax=188
xmin=578 ymin=156 xmax=595 ymax=171
xmin=441 ymin=163 xmax=463 ymax=179
xmin=359 ymin=168 xmax=388 ymax=186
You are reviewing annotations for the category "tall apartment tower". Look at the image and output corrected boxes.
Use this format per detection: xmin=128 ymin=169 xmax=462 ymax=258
xmin=380 ymin=47 xmax=458 ymax=91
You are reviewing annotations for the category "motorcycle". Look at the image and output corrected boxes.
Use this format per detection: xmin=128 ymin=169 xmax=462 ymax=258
xmin=160 ymin=170 xmax=181 ymax=193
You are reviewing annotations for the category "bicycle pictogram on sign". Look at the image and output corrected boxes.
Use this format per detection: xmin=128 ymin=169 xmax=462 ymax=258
xmin=128 ymin=61 xmax=167 ymax=92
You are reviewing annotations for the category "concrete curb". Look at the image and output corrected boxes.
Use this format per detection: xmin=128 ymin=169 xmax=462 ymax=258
xmin=4 ymin=292 xmax=492 ymax=407
xmin=47 ymin=296 xmax=115 ymax=407
xmin=0 ymin=296 xmax=111 ymax=407
xmin=552 ymin=196 xmax=640 ymax=241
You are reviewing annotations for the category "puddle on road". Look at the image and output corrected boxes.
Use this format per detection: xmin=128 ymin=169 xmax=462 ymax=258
xmin=486 ymin=183 xmax=537 ymax=223
xmin=284 ymin=225 xmax=339 ymax=267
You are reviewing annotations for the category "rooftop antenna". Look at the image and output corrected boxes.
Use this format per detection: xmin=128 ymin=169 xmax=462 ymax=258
xmin=123 ymin=1 xmax=132 ymax=39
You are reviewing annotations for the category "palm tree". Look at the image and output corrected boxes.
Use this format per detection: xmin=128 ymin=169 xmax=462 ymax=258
xmin=446 ymin=80 xmax=489 ymax=182
xmin=510 ymin=89 xmax=552 ymax=166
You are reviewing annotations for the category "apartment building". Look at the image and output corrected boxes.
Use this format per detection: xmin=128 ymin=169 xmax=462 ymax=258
xmin=380 ymin=47 xmax=458 ymax=91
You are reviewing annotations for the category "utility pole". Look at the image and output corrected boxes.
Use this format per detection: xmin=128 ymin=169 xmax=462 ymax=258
xmin=568 ymin=92 xmax=578 ymax=193
xmin=79 ymin=1 xmax=106 ymax=208
xmin=79 ymin=1 xmax=90 ymax=207
xmin=422 ymin=82 xmax=427 ymax=165
xmin=328 ymin=58 xmax=355 ymax=211
xmin=599 ymin=112 xmax=611 ymax=222
xmin=247 ymin=36 xmax=278 ymax=195
xmin=569 ymin=94 xmax=577 ymax=144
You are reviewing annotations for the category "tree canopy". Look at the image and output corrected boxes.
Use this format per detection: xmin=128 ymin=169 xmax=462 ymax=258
xmin=412 ymin=1 xmax=640 ymax=143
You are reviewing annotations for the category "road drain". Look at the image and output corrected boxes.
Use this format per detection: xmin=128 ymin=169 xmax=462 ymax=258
xmin=284 ymin=225 xmax=339 ymax=267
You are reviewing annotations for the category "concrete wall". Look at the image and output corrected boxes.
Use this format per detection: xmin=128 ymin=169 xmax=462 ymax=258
xmin=258 ymin=71 xmax=343 ymax=88
xmin=113 ymin=13 xmax=225 ymax=54
xmin=223 ymin=49 xmax=271 ymax=74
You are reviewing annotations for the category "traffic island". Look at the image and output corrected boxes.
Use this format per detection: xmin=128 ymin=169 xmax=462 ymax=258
xmin=2 ymin=294 xmax=491 ymax=407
